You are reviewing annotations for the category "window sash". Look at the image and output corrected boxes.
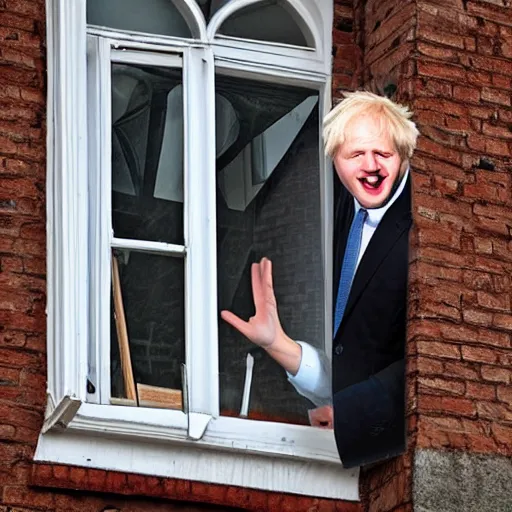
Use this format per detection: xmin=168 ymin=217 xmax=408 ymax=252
xmin=87 ymin=36 xmax=220 ymax=428
xmin=87 ymin=32 xmax=334 ymax=439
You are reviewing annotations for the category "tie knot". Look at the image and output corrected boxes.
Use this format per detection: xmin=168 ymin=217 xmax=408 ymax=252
xmin=355 ymin=208 xmax=367 ymax=224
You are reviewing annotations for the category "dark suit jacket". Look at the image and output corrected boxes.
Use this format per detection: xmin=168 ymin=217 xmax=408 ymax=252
xmin=332 ymin=175 xmax=411 ymax=468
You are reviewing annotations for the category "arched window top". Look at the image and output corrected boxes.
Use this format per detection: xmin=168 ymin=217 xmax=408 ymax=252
xmin=87 ymin=0 xmax=195 ymax=39
xmin=212 ymin=0 xmax=315 ymax=48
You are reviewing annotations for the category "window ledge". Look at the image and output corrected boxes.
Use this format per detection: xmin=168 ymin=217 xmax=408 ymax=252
xmin=34 ymin=422 xmax=359 ymax=501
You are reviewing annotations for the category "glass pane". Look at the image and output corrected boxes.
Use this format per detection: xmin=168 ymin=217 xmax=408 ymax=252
xmin=195 ymin=0 xmax=231 ymax=21
xmin=216 ymin=74 xmax=322 ymax=425
xmin=111 ymin=251 xmax=185 ymax=410
xmin=87 ymin=0 xmax=192 ymax=38
xmin=217 ymin=0 xmax=312 ymax=47
xmin=111 ymin=62 xmax=184 ymax=245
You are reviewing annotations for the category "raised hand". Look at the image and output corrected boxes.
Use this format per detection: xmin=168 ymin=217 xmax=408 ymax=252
xmin=220 ymin=257 xmax=283 ymax=349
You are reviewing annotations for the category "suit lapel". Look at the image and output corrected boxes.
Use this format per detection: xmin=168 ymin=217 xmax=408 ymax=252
xmin=340 ymin=177 xmax=412 ymax=325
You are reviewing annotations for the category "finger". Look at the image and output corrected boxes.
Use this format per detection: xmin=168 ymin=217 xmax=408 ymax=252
xmin=251 ymin=262 xmax=265 ymax=310
xmin=262 ymin=258 xmax=276 ymax=304
xmin=220 ymin=310 xmax=255 ymax=341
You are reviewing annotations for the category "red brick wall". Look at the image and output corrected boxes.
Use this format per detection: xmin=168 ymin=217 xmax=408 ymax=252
xmin=339 ymin=1 xmax=512 ymax=511
xmin=0 ymin=1 xmax=362 ymax=511
xmin=411 ymin=0 xmax=511 ymax=457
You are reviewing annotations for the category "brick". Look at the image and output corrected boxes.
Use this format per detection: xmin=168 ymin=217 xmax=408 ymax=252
xmin=466 ymin=382 xmax=496 ymax=400
xmin=464 ymin=182 xmax=508 ymax=203
xmin=466 ymin=433 xmax=499 ymax=453
xmin=2 ymin=487 xmax=54 ymax=509
xmin=418 ymin=395 xmax=476 ymax=417
xmin=453 ymin=85 xmax=481 ymax=103
xmin=417 ymin=41 xmax=458 ymax=61
xmin=493 ymin=313 xmax=512 ymax=331
xmin=476 ymin=401 xmax=512 ymax=422
xmin=463 ymin=270 xmax=493 ymax=291
xmin=417 ymin=28 xmax=465 ymax=49
xmin=481 ymin=365 xmax=511 ymax=384
xmin=497 ymin=385 xmax=512 ymax=406
xmin=462 ymin=345 xmax=499 ymax=364
xmin=463 ymin=309 xmax=493 ymax=326
xmin=476 ymin=291 xmax=510 ymax=312
xmin=467 ymin=134 xmax=510 ymax=156
xmin=491 ymin=423 xmax=512 ymax=449
xmin=440 ymin=324 xmax=480 ymax=343
xmin=418 ymin=376 xmax=465 ymax=396
xmin=416 ymin=356 xmax=445 ymax=375
xmin=444 ymin=361 xmax=480 ymax=381
xmin=417 ymin=341 xmax=461 ymax=359
xmin=417 ymin=226 xmax=461 ymax=249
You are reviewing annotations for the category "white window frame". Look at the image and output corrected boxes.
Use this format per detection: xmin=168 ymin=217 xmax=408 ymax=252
xmin=38 ymin=0 xmax=359 ymax=501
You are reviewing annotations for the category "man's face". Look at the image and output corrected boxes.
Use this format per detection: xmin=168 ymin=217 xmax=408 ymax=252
xmin=333 ymin=115 xmax=407 ymax=209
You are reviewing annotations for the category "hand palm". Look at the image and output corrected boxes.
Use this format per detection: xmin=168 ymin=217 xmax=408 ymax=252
xmin=221 ymin=258 xmax=281 ymax=348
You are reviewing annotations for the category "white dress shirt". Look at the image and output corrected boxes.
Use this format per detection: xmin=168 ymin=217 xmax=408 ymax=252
xmin=287 ymin=170 xmax=410 ymax=407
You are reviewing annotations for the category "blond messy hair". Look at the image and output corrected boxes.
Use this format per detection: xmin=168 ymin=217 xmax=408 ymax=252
xmin=323 ymin=91 xmax=419 ymax=160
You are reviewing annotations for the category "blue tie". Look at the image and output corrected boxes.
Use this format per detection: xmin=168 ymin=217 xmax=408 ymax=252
xmin=334 ymin=208 xmax=367 ymax=336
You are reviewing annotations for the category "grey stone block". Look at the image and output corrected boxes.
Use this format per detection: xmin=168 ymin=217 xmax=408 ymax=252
xmin=414 ymin=448 xmax=512 ymax=512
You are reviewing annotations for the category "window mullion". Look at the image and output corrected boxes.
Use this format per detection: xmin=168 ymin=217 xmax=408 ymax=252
xmin=87 ymin=35 xmax=113 ymax=404
xmin=184 ymin=46 xmax=219 ymax=420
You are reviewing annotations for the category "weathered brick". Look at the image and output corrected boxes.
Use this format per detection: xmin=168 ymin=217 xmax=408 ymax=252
xmin=466 ymin=382 xmax=496 ymax=400
xmin=418 ymin=377 xmax=465 ymax=396
xmin=476 ymin=291 xmax=510 ymax=312
xmin=418 ymin=395 xmax=476 ymax=418
xmin=481 ymin=365 xmax=511 ymax=384
xmin=462 ymin=345 xmax=499 ymax=364
xmin=493 ymin=313 xmax=512 ymax=331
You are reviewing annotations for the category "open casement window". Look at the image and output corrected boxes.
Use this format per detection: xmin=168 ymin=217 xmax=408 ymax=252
xmin=40 ymin=0 xmax=359 ymax=501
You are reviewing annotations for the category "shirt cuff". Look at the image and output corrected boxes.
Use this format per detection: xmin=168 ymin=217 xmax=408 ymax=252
xmin=286 ymin=341 xmax=331 ymax=406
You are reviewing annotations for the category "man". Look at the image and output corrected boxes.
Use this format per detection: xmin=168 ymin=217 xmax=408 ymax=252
xmin=221 ymin=91 xmax=419 ymax=468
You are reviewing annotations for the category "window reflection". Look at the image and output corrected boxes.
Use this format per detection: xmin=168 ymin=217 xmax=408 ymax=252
xmin=215 ymin=75 xmax=323 ymax=424
xmin=87 ymin=0 xmax=192 ymax=38
xmin=111 ymin=63 xmax=184 ymax=245
xmin=217 ymin=0 xmax=312 ymax=47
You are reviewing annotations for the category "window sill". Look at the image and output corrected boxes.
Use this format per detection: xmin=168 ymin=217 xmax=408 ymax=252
xmin=34 ymin=403 xmax=359 ymax=501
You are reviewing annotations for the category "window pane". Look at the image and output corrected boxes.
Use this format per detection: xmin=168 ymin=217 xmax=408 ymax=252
xmin=111 ymin=251 xmax=185 ymax=410
xmin=217 ymin=0 xmax=312 ymax=47
xmin=111 ymin=62 xmax=184 ymax=245
xmin=87 ymin=0 xmax=192 ymax=38
xmin=216 ymin=75 xmax=323 ymax=425
xmin=195 ymin=0 xmax=230 ymax=21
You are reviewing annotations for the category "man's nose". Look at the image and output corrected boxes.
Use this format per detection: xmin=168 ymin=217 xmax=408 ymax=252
xmin=362 ymin=153 xmax=378 ymax=171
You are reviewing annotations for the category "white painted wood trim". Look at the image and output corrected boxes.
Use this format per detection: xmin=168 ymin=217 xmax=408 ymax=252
xmin=42 ymin=395 xmax=82 ymax=434
xmin=175 ymin=0 xmax=208 ymax=41
xmin=67 ymin=403 xmax=341 ymax=464
xmin=46 ymin=0 xmax=89 ymax=406
xmin=35 ymin=430 xmax=359 ymax=500
xmin=111 ymin=49 xmax=183 ymax=67
xmin=87 ymin=35 xmax=112 ymax=404
xmin=183 ymin=46 xmax=220 ymax=417
xmin=206 ymin=0 xmax=322 ymax=54
xmin=320 ymin=80 xmax=334 ymax=359
xmin=111 ymin=238 xmax=186 ymax=257
xmin=212 ymin=44 xmax=326 ymax=81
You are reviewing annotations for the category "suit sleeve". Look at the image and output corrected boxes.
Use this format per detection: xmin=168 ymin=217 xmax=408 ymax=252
xmin=333 ymin=358 xmax=405 ymax=468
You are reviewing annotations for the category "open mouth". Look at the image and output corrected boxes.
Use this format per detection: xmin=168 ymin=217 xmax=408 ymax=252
xmin=358 ymin=174 xmax=386 ymax=191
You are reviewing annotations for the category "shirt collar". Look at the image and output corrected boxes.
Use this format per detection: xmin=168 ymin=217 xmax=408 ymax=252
xmin=354 ymin=168 xmax=409 ymax=227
